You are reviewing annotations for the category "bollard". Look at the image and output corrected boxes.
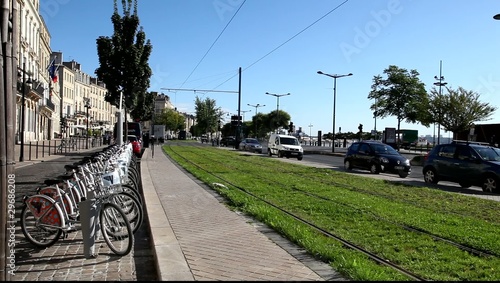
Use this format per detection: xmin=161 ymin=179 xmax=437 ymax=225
xmin=79 ymin=197 xmax=98 ymax=258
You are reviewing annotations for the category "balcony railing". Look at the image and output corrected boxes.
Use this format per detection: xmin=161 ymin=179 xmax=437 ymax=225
xmin=45 ymin=98 xmax=55 ymax=111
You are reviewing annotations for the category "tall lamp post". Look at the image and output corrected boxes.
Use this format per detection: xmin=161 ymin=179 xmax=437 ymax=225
xmin=265 ymin=92 xmax=290 ymax=132
xmin=239 ymin=109 xmax=251 ymax=122
xmin=84 ymin=97 xmax=92 ymax=149
xmin=308 ymin=123 xmax=313 ymax=145
xmin=248 ymin=103 xmax=265 ymax=138
xmin=433 ymin=60 xmax=447 ymax=145
xmin=317 ymin=71 xmax=353 ymax=153
xmin=19 ymin=61 xmax=32 ymax=162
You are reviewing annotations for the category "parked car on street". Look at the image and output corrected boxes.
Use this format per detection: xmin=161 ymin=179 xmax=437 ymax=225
xmin=220 ymin=136 xmax=236 ymax=147
xmin=422 ymin=140 xmax=500 ymax=193
xmin=128 ymin=135 xmax=143 ymax=157
xmin=201 ymin=134 xmax=209 ymax=143
xmin=344 ymin=140 xmax=411 ymax=178
xmin=239 ymin=138 xmax=263 ymax=153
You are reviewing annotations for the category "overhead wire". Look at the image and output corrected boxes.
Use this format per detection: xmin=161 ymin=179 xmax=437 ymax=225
xmin=212 ymin=0 xmax=351 ymax=90
xmin=179 ymin=0 xmax=247 ymax=90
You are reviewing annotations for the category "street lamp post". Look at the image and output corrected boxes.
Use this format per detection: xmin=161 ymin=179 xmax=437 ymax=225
xmin=239 ymin=109 xmax=251 ymax=122
xmin=265 ymin=92 xmax=290 ymax=132
xmin=84 ymin=97 xmax=92 ymax=149
xmin=308 ymin=123 xmax=313 ymax=145
xmin=19 ymin=61 xmax=32 ymax=162
xmin=317 ymin=71 xmax=353 ymax=153
xmin=247 ymin=103 xmax=265 ymax=116
xmin=433 ymin=60 xmax=447 ymax=145
xmin=248 ymin=103 xmax=265 ymax=138
xmin=494 ymin=14 xmax=500 ymax=20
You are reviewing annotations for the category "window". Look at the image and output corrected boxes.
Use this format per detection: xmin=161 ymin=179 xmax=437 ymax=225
xmin=438 ymin=145 xmax=456 ymax=159
xmin=457 ymin=146 xmax=473 ymax=160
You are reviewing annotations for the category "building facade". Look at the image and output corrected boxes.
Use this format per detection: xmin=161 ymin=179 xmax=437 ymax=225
xmin=15 ymin=1 xmax=116 ymax=142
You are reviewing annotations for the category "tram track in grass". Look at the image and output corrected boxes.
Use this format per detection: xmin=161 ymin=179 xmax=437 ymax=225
xmin=162 ymin=142 xmax=500 ymax=281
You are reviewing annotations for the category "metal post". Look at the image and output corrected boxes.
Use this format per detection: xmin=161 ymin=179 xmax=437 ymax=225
xmin=434 ymin=60 xmax=447 ymax=145
xmin=333 ymin=77 xmax=336 ymax=151
xmin=317 ymin=71 xmax=353 ymax=153
xmin=20 ymin=61 xmax=26 ymax=161
xmin=266 ymin=92 xmax=290 ymax=133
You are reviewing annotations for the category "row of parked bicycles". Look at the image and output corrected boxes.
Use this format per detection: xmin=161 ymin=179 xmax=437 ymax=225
xmin=19 ymin=143 xmax=143 ymax=256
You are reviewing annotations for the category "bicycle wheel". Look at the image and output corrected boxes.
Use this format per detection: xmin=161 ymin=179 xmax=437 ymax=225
xmin=20 ymin=197 xmax=63 ymax=248
xmin=111 ymin=192 xmax=143 ymax=234
xmin=99 ymin=202 xmax=133 ymax=256
xmin=121 ymin=183 xmax=143 ymax=206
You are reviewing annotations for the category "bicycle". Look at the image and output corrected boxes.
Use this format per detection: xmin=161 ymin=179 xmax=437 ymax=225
xmin=20 ymin=145 xmax=137 ymax=256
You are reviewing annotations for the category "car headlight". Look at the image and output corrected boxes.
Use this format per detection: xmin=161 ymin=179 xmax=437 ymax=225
xmin=379 ymin=157 xmax=389 ymax=163
xmin=404 ymin=159 xmax=410 ymax=166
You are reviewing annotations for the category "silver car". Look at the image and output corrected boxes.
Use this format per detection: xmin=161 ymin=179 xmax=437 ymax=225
xmin=239 ymin=138 xmax=263 ymax=153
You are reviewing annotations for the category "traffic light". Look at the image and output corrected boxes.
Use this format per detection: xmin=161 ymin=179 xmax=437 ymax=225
xmin=289 ymin=122 xmax=294 ymax=132
xmin=358 ymin=123 xmax=363 ymax=133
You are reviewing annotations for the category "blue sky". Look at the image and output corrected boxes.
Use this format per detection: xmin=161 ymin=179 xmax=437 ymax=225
xmin=42 ymin=0 xmax=500 ymax=138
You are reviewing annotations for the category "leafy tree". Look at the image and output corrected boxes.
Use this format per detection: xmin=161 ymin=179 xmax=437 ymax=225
xmin=368 ymin=66 xmax=430 ymax=141
xmin=95 ymin=0 xmax=153 ymax=120
xmin=130 ymin=91 xmax=156 ymax=122
xmin=429 ymin=86 xmax=497 ymax=139
xmin=157 ymin=108 xmax=186 ymax=133
xmin=194 ymin=96 xmax=219 ymax=136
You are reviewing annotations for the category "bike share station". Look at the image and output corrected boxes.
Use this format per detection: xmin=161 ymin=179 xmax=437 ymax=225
xmin=78 ymin=94 xmax=129 ymax=258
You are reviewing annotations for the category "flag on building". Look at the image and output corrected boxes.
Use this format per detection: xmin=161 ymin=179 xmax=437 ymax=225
xmin=47 ymin=58 xmax=59 ymax=83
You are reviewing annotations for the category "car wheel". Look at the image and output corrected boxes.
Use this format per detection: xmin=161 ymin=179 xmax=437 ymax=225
xmin=423 ymin=167 xmax=439 ymax=184
xmin=369 ymin=164 xmax=380 ymax=174
xmin=398 ymin=171 xmax=409 ymax=178
xmin=268 ymin=150 xmax=272 ymax=157
xmin=278 ymin=151 xmax=283 ymax=158
xmin=297 ymin=156 xmax=303 ymax=161
xmin=344 ymin=160 xmax=352 ymax=171
xmin=459 ymin=182 xmax=471 ymax=188
xmin=482 ymin=175 xmax=498 ymax=193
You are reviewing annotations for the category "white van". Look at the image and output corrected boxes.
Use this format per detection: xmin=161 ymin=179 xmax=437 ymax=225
xmin=267 ymin=133 xmax=303 ymax=160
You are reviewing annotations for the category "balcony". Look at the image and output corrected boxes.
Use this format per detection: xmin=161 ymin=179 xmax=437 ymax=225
xmin=40 ymin=98 xmax=55 ymax=113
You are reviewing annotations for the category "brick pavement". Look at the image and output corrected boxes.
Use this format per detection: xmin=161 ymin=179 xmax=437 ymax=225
xmin=141 ymin=144 xmax=346 ymax=281
xmin=10 ymin=147 xmax=157 ymax=281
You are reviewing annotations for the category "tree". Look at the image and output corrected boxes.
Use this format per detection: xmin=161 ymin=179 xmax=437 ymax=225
xmin=194 ymin=96 xmax=219 ymax=137
xmin=429 ymin=86 xmax=497 ymax=139
xmin=130 ymin=91 xmax=156 ymax=122
xmin=368 ymin=66 xmax=430 ymax=144
xmin=95 ymin=0 xmax=153 ymax=120
xmin=157 ymin=108 xmax=186 ymax=133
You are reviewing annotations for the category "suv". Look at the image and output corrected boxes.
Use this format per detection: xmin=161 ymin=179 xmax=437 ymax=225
xmin=220 ymin=136 xmax=236 ymax=147
xmin=422 ymin=140 xmax=500 ymax=193
xmin=344 ymin=140 xmax=411 ymax=178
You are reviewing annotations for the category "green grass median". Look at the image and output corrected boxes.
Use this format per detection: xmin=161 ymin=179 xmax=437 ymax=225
xmin=163 ymin=144 xmax=500 ymax=281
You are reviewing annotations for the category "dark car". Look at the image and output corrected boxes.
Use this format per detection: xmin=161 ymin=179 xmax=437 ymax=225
xmin=344 ymin=140 xmax=411 ymax=178
xmin=220 ymin=136 xmax=236 ymax=147
xmin=239 ymin=138 xmax=263 ymax=153
xmin=422 ymin=140 xmax=500 ymax=193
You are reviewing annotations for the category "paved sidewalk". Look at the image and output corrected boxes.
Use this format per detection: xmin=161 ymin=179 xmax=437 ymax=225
xmin=11 ymin=146 xmax=156 ymax=281
xmin=141 ymin=144 xmax=346 ymax=281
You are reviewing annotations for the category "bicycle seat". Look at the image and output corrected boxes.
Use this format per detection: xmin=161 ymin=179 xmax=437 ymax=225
xmin=64 ymin=164 xmax=80 ymax=172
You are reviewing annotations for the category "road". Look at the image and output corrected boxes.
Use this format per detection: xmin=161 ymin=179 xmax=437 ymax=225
xmin=235 ymin=147 xmax=500 ymax=202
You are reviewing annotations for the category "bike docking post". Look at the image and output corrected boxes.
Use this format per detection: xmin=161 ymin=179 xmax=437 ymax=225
xmin=79 ymin=193 xmax=99 ymax=259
